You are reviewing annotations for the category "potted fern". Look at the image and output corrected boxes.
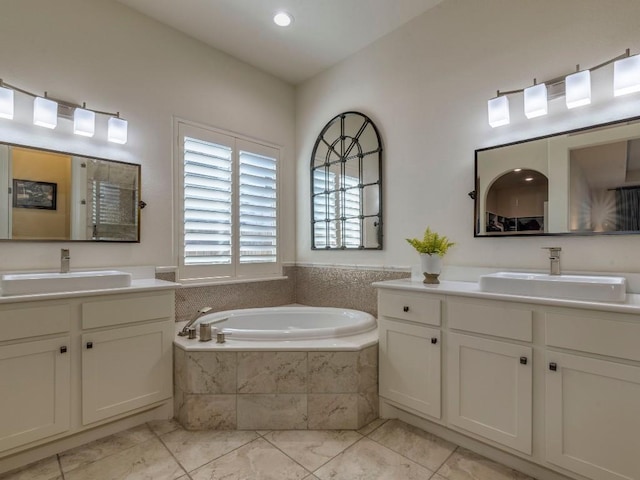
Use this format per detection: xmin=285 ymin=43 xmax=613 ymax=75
xmin=406 ymin=227 xmax=455 ymax=284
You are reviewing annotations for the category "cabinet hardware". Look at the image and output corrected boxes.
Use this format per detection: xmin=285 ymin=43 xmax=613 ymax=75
xmin=549 ymin=362 xmax=557 ymax=371
xmin=431 ymin=337 xmax=438 ymax=344
xmin=520 ymin=356 xmax=528 ymax=365
xmin=86 ymin=341 xmax=93 ymax=349
xmin=60 ymin=346 xmax=67 ymax=354
xmin=403 ymin=306 xmax=409 ymax=312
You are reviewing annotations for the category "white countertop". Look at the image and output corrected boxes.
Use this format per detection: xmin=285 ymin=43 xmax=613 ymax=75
xmin=373 ymin=278 xmax=640 ymax=315
xmin=0 ymin=278 xmax=179 ymax=304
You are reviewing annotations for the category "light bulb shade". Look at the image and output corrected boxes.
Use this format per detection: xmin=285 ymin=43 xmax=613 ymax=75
xmin=73 ymin=108 xmax=95 ymax=137
xmin=33 ymin=97 xmax=58 ymax=129
xmin=0 ymin=86 xmax=14 ymax=120
xmin=487 ymin=96 xmax=510 ymax=127
xmin=565 ymin=70 xmax=591 ymax=109
xmin=614 ymin=54 xmax=640 ymax=96
xmin=108 ymin=116 xmax=128 ymax=144
xmin=524 ymin=83 xmax=548 ymax=119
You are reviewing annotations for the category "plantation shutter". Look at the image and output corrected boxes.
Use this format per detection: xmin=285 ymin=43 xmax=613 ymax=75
xmin=177 ymin=122 xmax=280 ymax=281
xmin=342 ymin=175 xmax=361 ymax=248
xmin=239 ymin=149 xmax=277 ymax=264
xmin=183 ymin=136 xmax=233 ymax=266
xmin=312 ymin=170 xmax=337 ymax=248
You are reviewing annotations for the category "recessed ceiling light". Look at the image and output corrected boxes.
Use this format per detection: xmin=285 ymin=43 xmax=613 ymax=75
xmin=525 ymin=177 xmax=534 ymax=182
xmin=513 ymin=168 xmax=522 ymax=172
xmin=273 ymin=11 xmax=293 ymax=27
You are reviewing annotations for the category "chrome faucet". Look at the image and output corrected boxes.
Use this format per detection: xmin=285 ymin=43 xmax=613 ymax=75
xmin=60 ymin=249 xmax=70 ymax=274
xmin=542 ymin=247 xmax=562 ymax=275
xmin=178 ymin=307 xmax=213 ymax=336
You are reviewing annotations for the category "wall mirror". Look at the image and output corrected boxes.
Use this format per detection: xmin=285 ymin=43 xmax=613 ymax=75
xmin=0 ymin=143 xmax=141 ymax=242
xmin=475 ymin=116 xmax=640 ymax=237
xmin=311 ymin=111 xmax=383 ymax=249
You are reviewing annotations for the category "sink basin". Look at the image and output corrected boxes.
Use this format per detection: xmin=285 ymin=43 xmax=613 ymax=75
xmin=479 ymin=272 xmax=626 ymax=302
xmin=0 ymin=270 xmax=132 ymax=296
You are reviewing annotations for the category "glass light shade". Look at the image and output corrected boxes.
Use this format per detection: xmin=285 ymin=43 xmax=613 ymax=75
xmin=0 ymin=86 xmax=14 ymax=119
xmin=487 ymin=96 xmax=510 ymax=127
xmin=614 ymin=55 xmax=640 ymax=96
xmin=108 ymin=116 xmax=128 ymax=144
xmin=524 ymin=83 xmax=548 ymax=119
xmin=565 ymin=70 xmax=591 ymax=109
xmin=33 ymin=97 xmax=58 ymax=129
xmin=73 ymin=108 xmax=95 ymax=137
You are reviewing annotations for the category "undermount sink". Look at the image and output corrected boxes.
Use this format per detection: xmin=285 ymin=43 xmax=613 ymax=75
xmin=479 ymin=272 xmax=626 ymax=302
xmin=0 ymin=270 xmax=132 ymax=296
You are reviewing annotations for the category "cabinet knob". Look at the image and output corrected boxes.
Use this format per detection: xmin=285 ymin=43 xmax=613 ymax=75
xmin=60 ymin=346 xmax=67 ymax=354
xmin=431 ymin=337 xmax=438 ymax=345
xmin=403 ymin=306 xmax=409 ymax=312
xmin=520 ymin=356 xmax=528 ymax=365
xmin=549 ymin=362 xmax=557 ymax=371
xmin=86 ymin=341 xmax=93 ymax=349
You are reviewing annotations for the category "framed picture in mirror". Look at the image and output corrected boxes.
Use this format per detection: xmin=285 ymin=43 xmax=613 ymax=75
xmin=13 ymin=179 xmax=57 ymax=210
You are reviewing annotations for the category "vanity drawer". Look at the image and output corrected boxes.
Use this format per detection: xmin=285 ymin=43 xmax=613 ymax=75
xmin=546 ymin=312 xmax=640 ymax=362
xmin=82 ymin=292 xmax=174 ymax=329
xmin=0 ymin=304 xmax=70 ymax=342
xmin=378 ymin=290 xmax=441 ymax=326
xmin=448 ymin=299 xmax=532 ymax=342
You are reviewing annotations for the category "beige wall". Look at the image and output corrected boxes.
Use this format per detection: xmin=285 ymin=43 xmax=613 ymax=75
xmin=296 ymin=0 xmax=640 ymax=273
xmin=11 ymin=148 xmax=71 ymax=240
xmin=0 ymin=0 xmax=295 ymax=271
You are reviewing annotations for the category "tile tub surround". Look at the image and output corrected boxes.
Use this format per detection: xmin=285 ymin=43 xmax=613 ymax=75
xmin=173 ymin=345 xmax=379 ymax=430
xmin=0 ymin=419 xmax=536 ymax=480
xmin=169 ymin=265 xmax=408 ymax=322
xmin=295 ymin=266 xmax=409 ymax=317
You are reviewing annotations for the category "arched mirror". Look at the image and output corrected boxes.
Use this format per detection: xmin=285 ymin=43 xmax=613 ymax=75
xmin=311 ymin=111 xmax=383 ymax=250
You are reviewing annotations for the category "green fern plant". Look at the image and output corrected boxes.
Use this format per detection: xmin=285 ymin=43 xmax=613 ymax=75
xmin=406 ymin=227 xmax=455 ymax=257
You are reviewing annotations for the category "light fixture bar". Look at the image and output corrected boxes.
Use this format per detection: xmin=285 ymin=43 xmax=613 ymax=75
xmin=0 ymin=77 xmax=127 ymax=142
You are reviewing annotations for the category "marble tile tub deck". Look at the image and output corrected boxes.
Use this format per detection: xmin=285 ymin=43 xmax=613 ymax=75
xmin=0 ymin=418 xmax=536 ymax=480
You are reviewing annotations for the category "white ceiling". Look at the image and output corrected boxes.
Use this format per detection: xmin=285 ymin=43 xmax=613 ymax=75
xmin=116 ymin=0 xmax=444 ymax=85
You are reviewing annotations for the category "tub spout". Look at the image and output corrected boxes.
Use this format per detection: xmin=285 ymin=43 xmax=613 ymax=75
xmin=178 ymin=307 xmax=213 ymax=336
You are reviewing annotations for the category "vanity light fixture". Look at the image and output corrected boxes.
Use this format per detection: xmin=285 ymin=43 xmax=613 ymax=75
xmin=565 ymin=68 xmax=591 ymax=109
xmin=614 ymin=53 xmax=640 ymax=96
xmin=73 ymin=105 xmax=95 ymax=137
xmin=523 ymin=81 xmax=548 ymax=119
xmin=273 ymin=11 xmax=293 ymax=27
xmin=33 ymin=96 xmax=58 ymax=129
xmin=488 ymin=49 xmax=637 ymax=127
xmin=0 ymin=84 xmax=14 ymax=119
xmin=0 ymin=78 xmax=127 ymax=143
xmin=487 ymin=95 xmax=510 ymax=128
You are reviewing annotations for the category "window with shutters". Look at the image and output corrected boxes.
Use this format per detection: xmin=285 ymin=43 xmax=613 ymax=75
xmin=176 ymin=121 xmax=280 ymax=282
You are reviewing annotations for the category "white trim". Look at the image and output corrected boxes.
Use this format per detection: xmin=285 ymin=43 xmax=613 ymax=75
xmin=178 ymin=275 xmax=288 ymax=287
xmin=294 ymin=262 xmax=411 ymax=272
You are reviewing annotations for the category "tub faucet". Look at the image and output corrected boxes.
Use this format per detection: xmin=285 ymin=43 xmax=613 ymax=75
xmin=60 ymin=249 xmax=70 ymax=274
xmin=178 ymin=307 xmax=212 ymax=336
xmin=542 ymin=247 xmax=562 ymax=275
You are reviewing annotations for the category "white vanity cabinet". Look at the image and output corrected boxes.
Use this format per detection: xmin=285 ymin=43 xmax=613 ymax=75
xmin=0 ymin=303 xmax=72 ymax=452
xmin=447 ymin=299 xmax=533 ymax=455
xmin=81 ymin=293 xmax=174 ymax=425
xmin=0 ymin=286 xmax=175 ymax=462
xmin=375 ymin=279 xmax=640 ymax=480
xmin=378 ymin=290 xmax=442 ymax=419
xmin=544 ymin=310 xmax=640 ymax=480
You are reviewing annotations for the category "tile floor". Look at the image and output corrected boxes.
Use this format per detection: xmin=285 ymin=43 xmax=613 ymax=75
xmin=0 ymin=418 xmax=536 ymax=480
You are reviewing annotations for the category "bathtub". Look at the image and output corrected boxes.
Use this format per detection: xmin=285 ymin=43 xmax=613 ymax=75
xmin=174 ymin=305 xmax=378 ymax=351
xmin=173 ymin=305 xmax=379 ymax=430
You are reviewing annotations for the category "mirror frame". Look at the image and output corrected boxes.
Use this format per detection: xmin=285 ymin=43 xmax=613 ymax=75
xmin=310 ymin=111 xmax=383 ymax=250
xmin=0 ymin=141 xmax=142 ymax=243
xmin=474 ymin=114 xmax=640 ymax=238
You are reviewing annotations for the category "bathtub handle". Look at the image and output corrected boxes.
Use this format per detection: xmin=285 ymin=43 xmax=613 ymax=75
xmin=215 ymin=330 xmax=232 ymax=344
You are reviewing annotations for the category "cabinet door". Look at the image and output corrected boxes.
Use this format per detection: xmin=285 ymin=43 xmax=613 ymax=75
xmin=448 ymin=332 xmax=532 ymax=454
xmin=546 ymin=352 xmax=640 ymax=480
xmin=379 ymin=318 xmax=441 ymax=419
xmin=0 ymin=337 xmax=70 ymax=451
xmin=82 ymin=320 xmax=173 ymax=425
